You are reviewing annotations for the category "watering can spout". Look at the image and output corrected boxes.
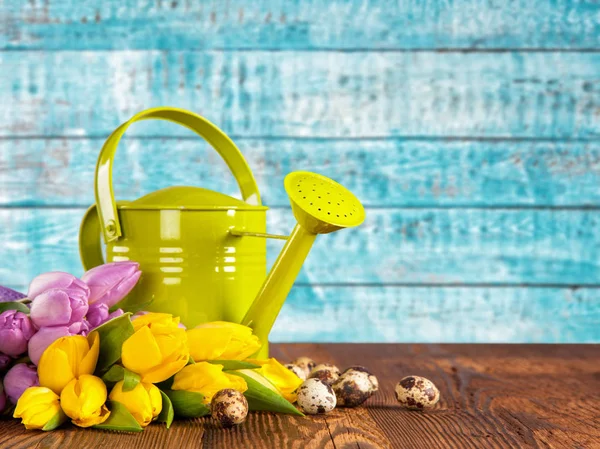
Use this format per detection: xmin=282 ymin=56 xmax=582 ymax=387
xmin=242 ymin=171 xmax=365 ymax=358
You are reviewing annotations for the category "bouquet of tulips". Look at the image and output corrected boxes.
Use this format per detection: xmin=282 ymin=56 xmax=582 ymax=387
xmin=0 ymin=262 xmax=303 ymax=432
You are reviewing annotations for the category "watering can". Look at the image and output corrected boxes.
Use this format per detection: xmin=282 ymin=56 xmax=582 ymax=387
xmin=79 ymin=107 xmax=365 ymax=357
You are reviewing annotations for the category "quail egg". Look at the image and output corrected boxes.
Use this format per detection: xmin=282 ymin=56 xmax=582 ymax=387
xmin=211 ymin=389 xmax=249 ymax=428
xmin=296 ymin=378 xmax=337 ymax=414
xmin=308 ymin=363 xmax=341 ymax=385
xmin=291 ymin=357 xmax=316 ymax=378
xmin=395 ymin=376 xmax=440 ymax=410
xmin=342 ymin=366 xmax=379 ymax=393
xmin=285 ymin=363 xmax=307 ymax=381
xmin=333 ymin=371 xmax=373 ymax=407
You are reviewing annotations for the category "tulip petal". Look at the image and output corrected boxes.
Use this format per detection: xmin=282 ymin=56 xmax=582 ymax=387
xmin=122 ymin=326 xmax=163 ymax=375
xmin=30 ymin=290 xmax=72 ymax=327
xmin=28 ymin=272 xmax=89 ymax=299
xmin=38 ymin=344 xmax=76 ymax=395
xmin=187 ymin=328 xmax=232 ymax=361
xmin=141 ymin=354 xmax=189 ymax=384
xmin=28 ymin=326 xmax=71 ymax=365
xmin=79 ymin=331 xmax=100 ymax=376
xmin=82 ymin=262 xmax=140 ymax=307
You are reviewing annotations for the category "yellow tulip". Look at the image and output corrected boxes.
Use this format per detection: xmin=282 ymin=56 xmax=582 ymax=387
xmin=187 ymin=321 xmax=261 ymax=362
xmin=122 ymin=313 xmax=189 ymax=383
xmin=13 ymin=387 xmax=62 ymax=430
xmin=109 ymin=381 xmax=162 ymax=427
xmin=60 ymin=375 xmax=110 ymax=428
xmin=247 ymin=358 xmax=303 ymax=402
xmin=172 ymin=362 xmax=247 ymax=404
xmin=38 ymin=332 xmax=100 ymax=395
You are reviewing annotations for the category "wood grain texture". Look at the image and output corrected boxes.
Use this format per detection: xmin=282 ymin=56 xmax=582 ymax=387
xmin=2 ymin=208 xmax=600 ymax=286
xmin=2 ymin=0 xmax=599 ymax=50
xmin=3 ymin=138 xmax=600 ymax=207
xmin=3 ymin=344 xmax=598 ymax=448
xmin=1 ymin=51 xmax=598 ymax=138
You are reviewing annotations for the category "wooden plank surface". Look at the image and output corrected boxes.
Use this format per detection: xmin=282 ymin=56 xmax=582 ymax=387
xmin=2 ymin=208 xmax=600 ymax=286
xmin=1 ymin=344 xmax=598 ymax=448
xmin=3 ymin=138 xmax=600 ymax=208
xmin=1 ymin=51 xmax=598 ymax=139
xmin=1 ymin=0 xmax=599 ymax=50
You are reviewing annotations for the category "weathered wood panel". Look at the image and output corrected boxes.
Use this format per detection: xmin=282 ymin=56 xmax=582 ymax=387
xmin=2 ymin=138 xmax=600 ymax=207
xmin=2 ymin=0 xmax=599 ymax=50
xmin=1 ymin=51 xmax=598 ymax=138
xmin=2 ymin=208 xmax=599 ymax=286
xmin=3 ymin=283 xmax=598 ymax=343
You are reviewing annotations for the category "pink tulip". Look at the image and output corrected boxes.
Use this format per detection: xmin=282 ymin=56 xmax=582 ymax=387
xmin=30 ymin=288 xmax=89 ymax=328
xmin=82 ymin=262 xmax=141 ymax=308
xmin=0 ymin=311 xmax=35 ymax=356
xmin=87 ymin=303 xmax=124 ymax=329
xmin=4 ymin=363 xmax=39 ymax=404
xmin=27 ymin=321 xmax=90 ymax=365
xmin=28 ymin=272 xmax=89 ymax=299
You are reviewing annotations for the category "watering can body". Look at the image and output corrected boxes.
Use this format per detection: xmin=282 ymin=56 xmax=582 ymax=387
xmin=79 ymin=107 xmax=269 ymax=327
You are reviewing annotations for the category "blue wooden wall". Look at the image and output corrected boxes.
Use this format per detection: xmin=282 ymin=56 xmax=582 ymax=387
xmin=0 ymin=0 xmax=599 ymax=343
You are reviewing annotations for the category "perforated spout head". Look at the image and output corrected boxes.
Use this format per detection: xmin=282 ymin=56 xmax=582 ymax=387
xmin=284 ymin=171 xmax=365 ymax=234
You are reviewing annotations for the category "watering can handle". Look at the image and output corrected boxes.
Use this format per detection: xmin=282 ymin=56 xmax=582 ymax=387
xmin=94 ymin=107 xmax=262 ymax=243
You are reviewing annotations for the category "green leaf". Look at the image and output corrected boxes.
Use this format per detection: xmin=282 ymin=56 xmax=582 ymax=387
xmin=123 ymin=368 xmax=141 ymax=392
xmin=232 ymin=370 xmax=303 ymax=416
xmin=93 ymin=401 xmax=143 ymax=433
xmin=156 ymin=390 xmax=174 ymax=429
xmin=164 ymin=390 xmax=210 ymax=419
xmin=209 ymin=360 xmax=260 ymax=370
xmin=102 ymin=365 xmax=125 ymax=384
xmin=42 ymin=409 xmax=67 ymax=431
xmin=92 ymin=313 xmax=134 ymax=373
xmin=0 ymin=302 xmax=30 ymax=314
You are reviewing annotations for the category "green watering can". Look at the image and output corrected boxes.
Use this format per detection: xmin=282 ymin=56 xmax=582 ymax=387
xmin=79 ymin=107 xmax=365 ymax=357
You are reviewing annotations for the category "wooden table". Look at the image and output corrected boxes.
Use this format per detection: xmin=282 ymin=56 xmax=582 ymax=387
xmin=1 ymin=344 xmax=598 ymax=448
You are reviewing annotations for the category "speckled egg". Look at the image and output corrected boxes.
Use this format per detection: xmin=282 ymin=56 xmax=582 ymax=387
xmin=308 ymin=363 xmax=341 ymax=385
xmin=291 ymin=357 xmax=316 ymax=377
xmin=333 ymin=371 xmax=373 ymax=407
xmin=211 ymin=389 xmax=249 ymax=428
xmin=343 ymin=366 xmax=379 ymax=393
xmin=395 ymin=376 xmax=440 ymax=410
xmin=285 ymin=363 xmax=307 ymax=381
xmin=296 ymin=378 xmax=337 ymax=414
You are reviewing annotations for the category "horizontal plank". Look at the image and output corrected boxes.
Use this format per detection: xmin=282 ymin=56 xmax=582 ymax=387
xmin=2 ymin=138 xmax=600 ymax=207
xmin=1 ymin=208 xmax=600 ymax=286
xmin=2 ymin=0 xmax=599 ymax=50
xmin=1 ymin=51 xmax=598 ymax=138
xmin=4 ymin=283 xmax=599 ymax=343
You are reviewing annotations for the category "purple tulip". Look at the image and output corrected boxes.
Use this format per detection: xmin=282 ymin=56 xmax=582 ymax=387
xmin=27 ymin=321 xmax=90 ymax=366
xmin=87 ymin=303 xmax=124 ymax=329
xmin=82 ymin=262 xmax=141 ymax=308
xmin=28 ymin=272 xmax=90 ymax=299
xmin=29 ymin=288 xmax=89 ymax=328
xmin=0 ymin=311 xmax=35 ymax=356
xmin=0 ymin=354 xmax=11 ymax=372
xmin=4 ymin=363 xmax=39 ymax=404
xmin=0 ymin=286 xmax=26 ymax=302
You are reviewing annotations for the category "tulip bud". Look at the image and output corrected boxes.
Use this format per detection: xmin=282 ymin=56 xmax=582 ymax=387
xmin=121 ymin=313 xmax=189 ymax=383
xmin=30 ymin=287 xmax=89 ymax=328
xmin=61 ymin=375 xmax=110 ymax=427
xmin=109 ymin=381 xmax=162 ymax=427
xmin=187 ymin=321 xmax=261 ymax=362
xmin=172 ymin=362 xmax=248 ymax=404
xmin=28 ymin=272 xmax=89 ymax=299
xmin=0 ymin=310 xmax=35 ymax=356
xmin=4 ymin=363 xmax=39 ymax=404
xmin=86 ymin=303 xmax=124 ymax=329
xmin=38 ymin=333 xmax=100 ymax=395
xmin=13 ymin=387 xmax=62 ymax=430
xmin=246 ymin=358 xmax=303 ymax=403
xmin=82 ymin=262 xmax=141 ymax=308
